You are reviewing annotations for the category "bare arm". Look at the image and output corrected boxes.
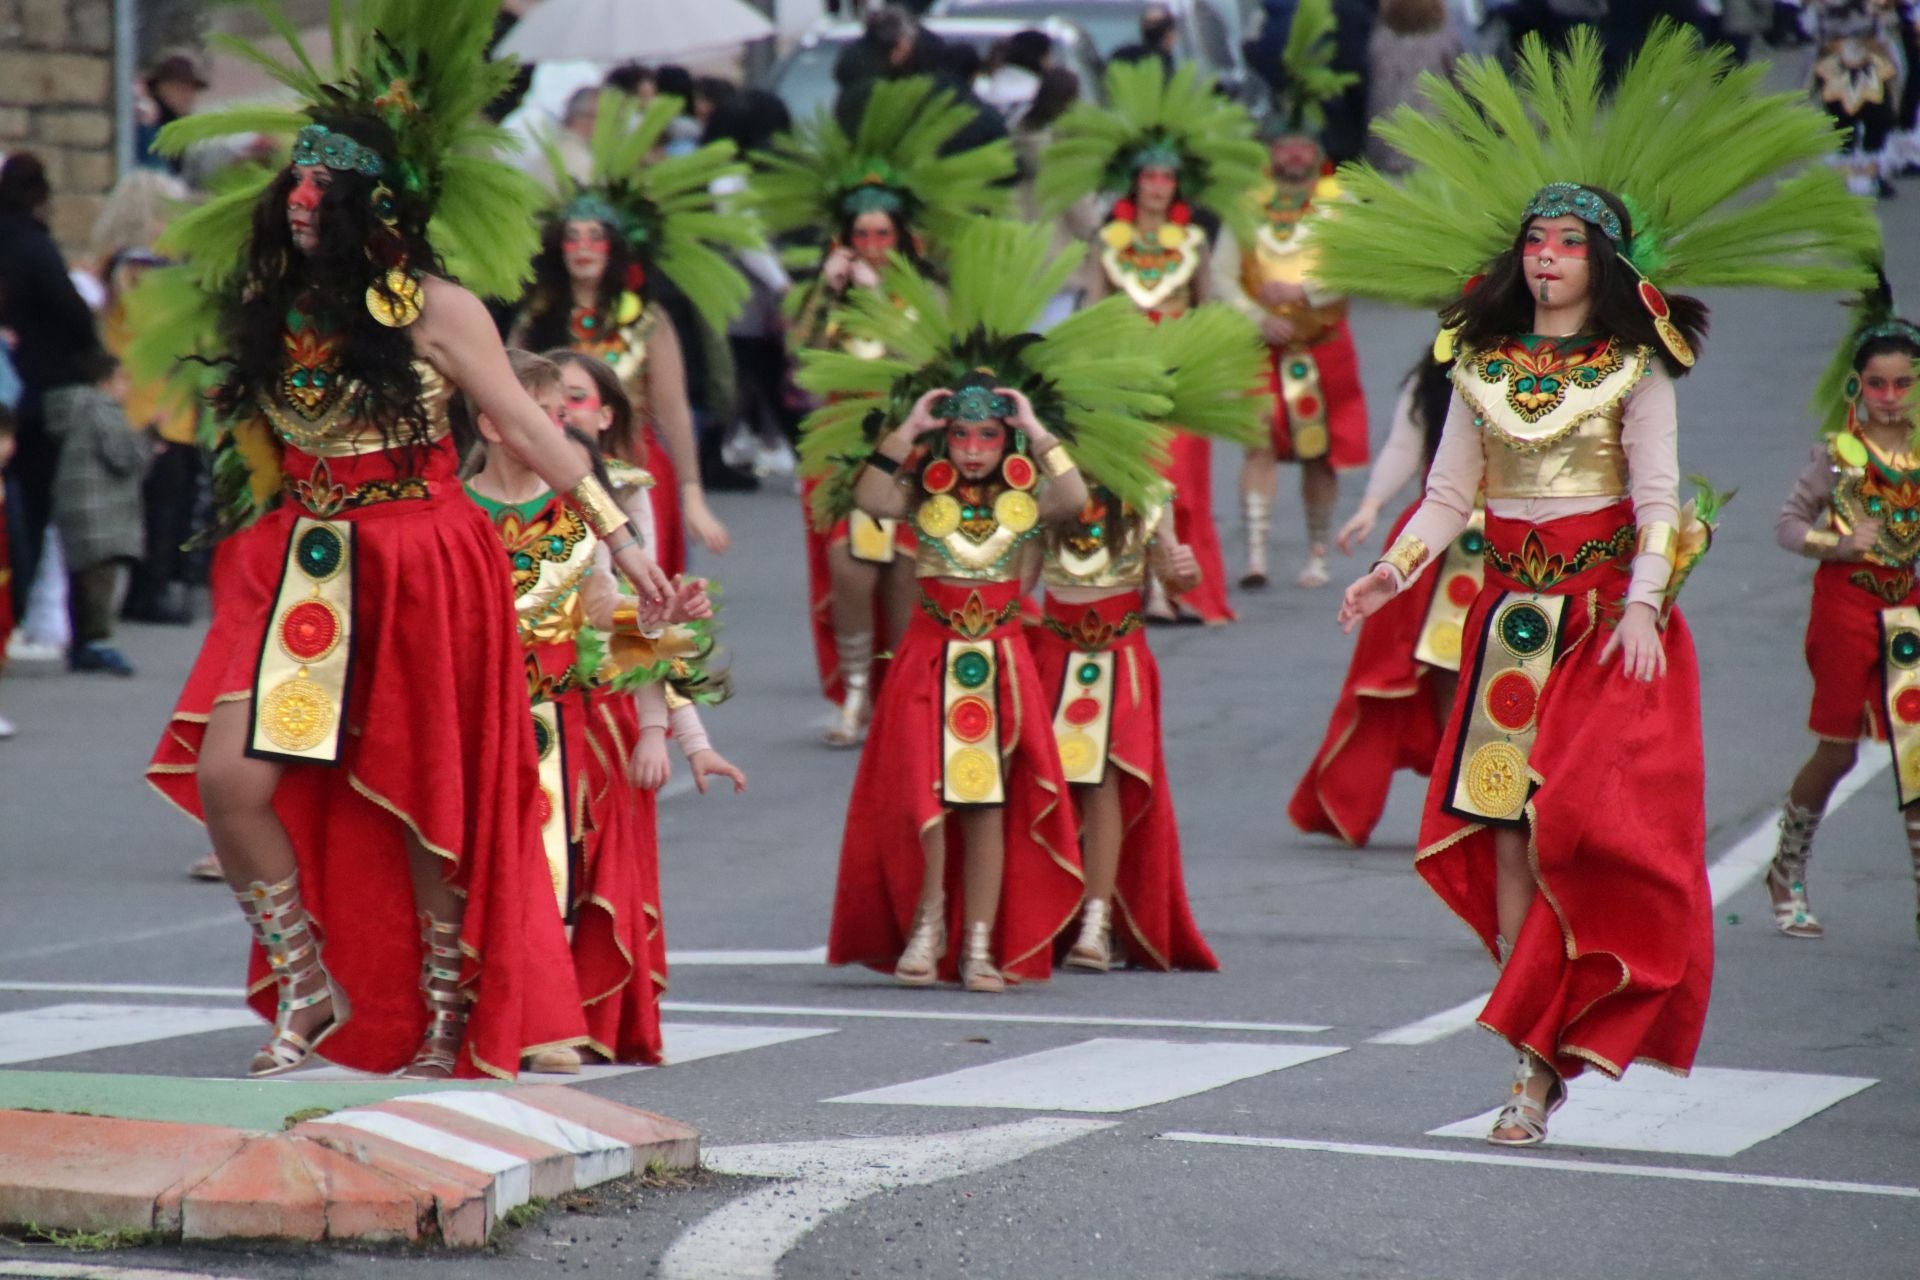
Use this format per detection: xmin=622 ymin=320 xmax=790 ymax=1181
xmin=581 ymin=542 xmax=626 ymax=632
xmin=644 ymin=319 xmax=731 ymax=554
xmin=853 ymin=388 xmax=948 ymax=520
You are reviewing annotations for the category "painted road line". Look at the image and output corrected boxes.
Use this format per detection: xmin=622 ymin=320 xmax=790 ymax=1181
xmin=1427 ymin=1066 xmax=1878 ymax=1157
xmin=406 ymin=1091 xmax=632 ymax=1188
xmin=666 ymin=946 xmax=828 ymax=966
xmin=292 ymin=1022 xmax=838 ymax=1082
xmin=1156 ymin=1133 xmax=1920 ymax=1199
xmin=321 ymin=1109 xmax=533 ymax=1216
xmin=0 ymin=1266 xmax=253 ymax=1279
xmin=0 ymin=981 xmax=239 ymax=999
xmin=661 ymin=1117 xmax=1114 ymax=1280
xmin=0 ymin=913 xmax=242 ymax=965
xmin=664 ymin=1001 xmax=1330 ymax=1034
xmin=1366 ymin=756 xmax=1892 ymax=1048
xmin=0 ymin=1003 xmax=257 ymax=1067
xmin=830 ymin=1039 xmax=1348 ymax=1113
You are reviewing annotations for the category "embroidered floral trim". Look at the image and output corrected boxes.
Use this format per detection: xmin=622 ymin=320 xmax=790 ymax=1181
xmin=1484 ymin=524 xmax=1634 ymax=592
xmin=1466 ymin=335 xmax=1626 ymax=424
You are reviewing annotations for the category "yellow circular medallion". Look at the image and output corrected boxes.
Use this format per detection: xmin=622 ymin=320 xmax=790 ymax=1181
xmin=1426 ymin=620 xmax=1462 ymax=663
xmin=1155 ymin=222 xmax=1185 ymax=250
xmin=918 ymin=494 xmax=961 ymax=538
xmin=1056 ymin=730 xmax=1098 ymax=779
xmin=1100 ymin=221 xmax=1133 ymax=251
xmin=945 ymin=746 xmax=1000 ymax=803
xmin=365 ymin=269 xmax=423 ymax=328
xmin=616 ymin=291 xmax=644 ymax=326
xmin=1292 ymin=423 xmax=1330 ymax=460
xmin=259 ymin=676 xmax=337 ymax=753
xmin=1901 ymin=741 xmax=1920 ymax=797
xmin=1833 ymin=433 xmax=1870 ymax=470
xmin=993 ymin=489 xmax=1038 ymax=534
xmin=1464 ymin=742 xmax=1528 ymax=819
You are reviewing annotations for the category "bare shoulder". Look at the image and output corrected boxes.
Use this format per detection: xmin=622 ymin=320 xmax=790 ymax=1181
xmin=410 ymin=275 xmax=492 ymax=366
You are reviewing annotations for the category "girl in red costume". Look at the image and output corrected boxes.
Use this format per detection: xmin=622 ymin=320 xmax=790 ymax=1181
xmin=1290 ymin=352 xmax=1469 ymax=846
xmin=811 ymin=220 xmax=1174 ymax=991
xmin=1766 ymin=281 xmax=1920 ymax=941
xmin=139 ymin=1 xmax=699 ymax=1080
xmin=1325 ymin=29 xmax=1874 ymax=1143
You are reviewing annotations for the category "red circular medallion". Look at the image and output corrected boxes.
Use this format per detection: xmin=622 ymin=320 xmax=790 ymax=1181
xmin=1484 ymin=670 xmax=1539 ymax=732
xmin=280 ymin=600 xmax=341 ymax=662
xmin=948 ymin=695 xmax=994 ymax=743
xmin=922 ymin=459 xmax=957 ymax=494
xmin=1897 ymin=688 xmax=1920 ymax=725
xmin=534 ymin=786 xmax=555 ymax=827
xmin=1002 ymin=455 xmax=1036 ymax=491
xmin=1294 ymin=395 xmax=1321 ymax=418
xmin=1064 ymin=696 xmax=1102 ymax=726
xmin=1446 ymin=574 xmax=1478 ymax=607
xmin=1637 ymin=280 xmax=1670 ymax=319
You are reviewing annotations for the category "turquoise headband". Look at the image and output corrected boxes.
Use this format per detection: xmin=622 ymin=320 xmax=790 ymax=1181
xmin=291 ymin=124 xmax=385 ymax=179
xmin=1524 ymin=182 xmax=1622 ymax=244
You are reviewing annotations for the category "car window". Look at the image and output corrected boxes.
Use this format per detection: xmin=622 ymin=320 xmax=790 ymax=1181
xmin=771 ymin=41 xmax=846 ymax=123
xmin=938 ymin=2 xmax=1144 ymax=58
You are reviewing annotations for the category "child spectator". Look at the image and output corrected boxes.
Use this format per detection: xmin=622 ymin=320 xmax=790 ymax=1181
xmin=46 ymin=350 xmax=144 ymax=676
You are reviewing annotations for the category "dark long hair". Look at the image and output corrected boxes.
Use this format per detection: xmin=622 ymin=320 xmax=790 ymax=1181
xmin=545 ymin=347 xmax=639 ymax=461
xmin=518 ymin=213 xmax=639 ymax=354
xmin=1439 ymin=186 xmax=1707 ymax=378
xmin=1407 ymin=350 xmax=1454 ymax=463
xmin=211 ymin=113 xmax=445 ymax=450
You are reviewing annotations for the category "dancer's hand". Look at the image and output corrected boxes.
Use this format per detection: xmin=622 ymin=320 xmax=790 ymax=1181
xmin=996 ymin=387 xmax=1047 ymax=442
xmin=630 ymin=729 xmax=672 ymax=791
xmin=849 ymin=258 xmax=882 ymax=291
xmin=1335 ymin=500 xmax=1381 ymax=555
xmin=611 ymin=541 xmax=673 ymax=613
xmin=663 ymin=577 xmax=713 ymax=624
xmin=683 ymin=489 xmax=732 ymax=554
xmin=1837 ymin=519 xmax=1882 ymax=561
xmin=1260 ymin=314 xmax=1296 ymax=347
xmin=689 ymin=749 xmax=748 ymax=795
xmin=1259 ymin=279 xmax=1307 ymax=309
xmin=1599 ymin=601 xmax=1667 ymax=683
xmin=895 ymin=389 xmax=951 ymax=443
xmin=821 ymin=247 xmax=854 ymax=292
xmin=1337 ymin=565 xmax=1396 ymax=632
xmin=1162 ymin=544 xmax=1201 ymax=594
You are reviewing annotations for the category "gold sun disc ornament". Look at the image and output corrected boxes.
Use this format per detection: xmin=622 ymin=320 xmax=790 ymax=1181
xmin=366 ymin=269 xmax=423 ymax=328
xmin=259 ymin=676 xmax=338 ymax=753
xmin=1056 ymin=730 xmax=1098 ymax=777
xmin=1464 ymin=741 xmax=1528 ymax=819
xmin=993 ymin=489 xmax=1038 ymax=534
xmin=945 ymin=747 xmax=1000 ymax=803
xmin=918 ymin=494 xmax=962 ymax=538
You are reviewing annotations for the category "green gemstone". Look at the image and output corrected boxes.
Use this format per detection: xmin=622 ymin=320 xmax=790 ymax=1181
xmin=1891 ymin=630 xmax=1920 ymax=668
xmin=296 ymin=526 xmax=343 ymax=579
xmin=582 ymin=315 xmax=596 ymax=329
xmin=291 ymin=371 xmax=309 ymax=387
xmin=1088 ymin=525 xmax=1103 ymax=538
xmin=1461 ymin=530 xmax=1486 ymax=555
xmin=1290 ymin=362 xmax=1309 ymax=378
xmin=548 ymin=536 xmax=564 ymax=554
xmin=532 ymin=716 xmax=552 ymax=756
xmin=513 ymin=552 xmax=533 ymax=571
xmin=1499 ymin=602 xmax=1551 ymax=656
xmin=1076 ymin=662 xmax=1101 ymax=686
xmin=953 ymin=650 xmax=991 ymax=689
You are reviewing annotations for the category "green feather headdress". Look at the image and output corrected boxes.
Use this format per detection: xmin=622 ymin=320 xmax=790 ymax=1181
xmin=1309 ymin=23 xmax=1878 ymax=309
xmin=1152 ymin=305 xmax=1271 ymax=448
xmin=1812 ymin=270 xmax=1920 ymax=441
xmin=1269 ymin=0 xmax=1360 ymax=136
xmin=794 ymin=219 xmax=1175 ymax=528
xmin=752 ymin=77 xmax=1015 ymax=265
xmin=540 ymin=94 xmax=763 ymax=332
xmin=1036 ymin=60 xmax=1267 ymax=243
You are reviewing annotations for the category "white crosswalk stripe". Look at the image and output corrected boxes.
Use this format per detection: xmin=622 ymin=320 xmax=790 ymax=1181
xmin=0 ymin=1003 xmax=258 ymax=1066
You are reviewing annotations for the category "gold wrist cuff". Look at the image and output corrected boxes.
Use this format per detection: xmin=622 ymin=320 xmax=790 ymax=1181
xmin=1039 ymin=444 xmax=1076 ymax=479
xmin=1803 ymin=528 xmax=1841 ymax=556
xmin=1376 ymin=535 xmax=1429 ymax=581
xmin=569 ymin=476 xmax=630 ymax=538
xmin=1636 ymin=522 xmax=1679 ymax=566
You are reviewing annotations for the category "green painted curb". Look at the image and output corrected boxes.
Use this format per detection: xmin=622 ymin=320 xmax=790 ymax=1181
xmin=0 ymin=1070 xmax=497 ymax=1132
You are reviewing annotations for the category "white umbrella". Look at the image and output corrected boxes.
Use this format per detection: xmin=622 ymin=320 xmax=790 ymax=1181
xmin=495 ymin=0 xmax=776 ymax=65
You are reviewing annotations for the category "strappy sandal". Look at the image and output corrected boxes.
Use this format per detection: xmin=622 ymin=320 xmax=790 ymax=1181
xmin=1766 ymin=799 xmax=1824 ymax=939
xmin=1065 ymin=899 xmax=1113 ymax=972
xmin=959 ymin=922 xmax=1006 ymax=994
xmin=233 ymin=871 xmax=350 ymax=1078
xmin=398 ymin=912 xmax=470 ymax=1080
xmin=1487 ymin=1050 xmax=1566 ymax=1148
xmin=894 ymin=904 xmax=947 ymax=986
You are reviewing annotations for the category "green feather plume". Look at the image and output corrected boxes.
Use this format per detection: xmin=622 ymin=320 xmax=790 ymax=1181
xmin=1153 ymin=305 xmax=1270 ymax=446
xmin=1810 ymin=270 xmax=1920 ymax=440
xmin=1274 ymin=0 xmax=1360 ymax=133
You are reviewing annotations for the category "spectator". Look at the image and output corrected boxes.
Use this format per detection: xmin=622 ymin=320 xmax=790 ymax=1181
xmin=694 ymin=76 xmax=740 ymax=128
xmin=1112 ymin=4 xmax=1180 ymax=71
xmin=833 ymin=4 xmax=922 ymax=95
xmin=133 ymin=54 xmax=208 ymax=176
xmin=605 ymin=63 xmax=658 ymax=102
xmin=834 ymin=7 xmax=1008 ymax=156
xmin=976 ymin=35 xmax=1047 ymax=126
xmin=1365 ymin=0 xmax=1464 ymax=173
xmin=0 ymin=153 xmax=106 ymax=623
xmin=1013 ymin=68 xmax=1102 ymax=325
xmin=46 ymin=349 xmax=144 ymax=676
xmin=655 ymin=67 xmax=704 ymax=156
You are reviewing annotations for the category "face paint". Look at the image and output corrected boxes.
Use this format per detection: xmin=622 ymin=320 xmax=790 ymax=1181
xmin=563 ymin=219 xmax=612 ymax=285
xmin=1135 ymin=166 xmax=1179 ymax=213
xmin=287 ymin=164 xmax=330 ymax=253
xmin=1861 ymin=352 xmax=1918 ymax=425
xmin=946 ymin=419 xmax=1009 ymax=480
xmin=1521 ymin=216 xmax=1593 ymax=312
xmin=850 ymin=211 xmax=899 ymax=268
xmin=558 ymin=362 xmax=611 ymax=436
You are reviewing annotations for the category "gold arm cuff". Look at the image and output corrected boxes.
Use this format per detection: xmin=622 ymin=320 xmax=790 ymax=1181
xmin=568 ymin=476 xmax=630 ymax=539
xmin=611 ymin=601 xmax=641 ymax=634
xmin=1039 ymin=444 xmax=1077 ymax=479
xmin=1803 ymin=529 xmax=1841 ymax=557
xmin=1375 ymin=535 xmax=1429 ymax=581
xmin=1636 ymin=522 xmax=1679 ymax=566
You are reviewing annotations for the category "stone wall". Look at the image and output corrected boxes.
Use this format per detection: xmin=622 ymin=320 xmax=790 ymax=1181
xmin=0 ymin=0 xmax=119 ymax=252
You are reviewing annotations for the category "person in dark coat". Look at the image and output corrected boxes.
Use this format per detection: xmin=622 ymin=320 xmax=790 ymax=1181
xmin=1112 ymin=3 xmax=1180 ymax=71
xmin=47 ymin=349 xmax=143 ymax=676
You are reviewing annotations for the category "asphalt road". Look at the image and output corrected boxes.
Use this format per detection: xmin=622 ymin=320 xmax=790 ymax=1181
xmin=2 ymin=193 xmax=1918 ymax=1280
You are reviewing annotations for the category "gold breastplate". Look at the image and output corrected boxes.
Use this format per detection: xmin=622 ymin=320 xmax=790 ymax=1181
xmin=573 ymin=306 xmax=656 ymax=420
xmin=1043 ymin=500 xmax=1163 ymax=589
xmin=912 ymin=481 xmax=1042 ymax=582
xmin=1831 ymin=433 xmax=1920 ymax=568
xmin=1455 ymin=337 xmax=1649 ymax=501
xmin=264 ymin=326 xmax=453 ymax=458
xmin=484 ymin=493 xmax=598 ymax=646
xmin=1101 ymin=223 xmax=1206 ymax=315
xmin=1242 ymin=195 xmax=1347 ymax=345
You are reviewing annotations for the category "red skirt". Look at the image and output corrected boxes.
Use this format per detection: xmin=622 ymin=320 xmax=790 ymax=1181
xmin=1266 ymin=322 xmax=1369 ymax=469
xmin=801 ymin=476 xmax=907 ymax=704
xmin=640 ymin=423 xmax=686 ymax=579
xmin=1165 ymin=432 xmax=1234 ymax=624
xmin=146 ymin=439 xmax=587 ymax=1079
xmin=827 ymin=577 xmax=1084 ymax=982
xmin=1031 ymin=591 xmax=1218 ymax=970
xmin=1805 ymin=560 xmax=1918 ymax=741
xmin=1290 ymin=499 xmax=1448 ymax=845
xmin=1418 ymin=503 xmax=1712 ymax=1080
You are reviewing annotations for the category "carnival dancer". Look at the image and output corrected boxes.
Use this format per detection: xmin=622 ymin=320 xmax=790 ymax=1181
xmin=755 ymin=77 xmax=1015 ymax=746
xmin=1034 ymin=305 xmax=1265 ymax=971
xmin=1323 ymin=25 xmax=1876 ymax=1143
xmin=465 ymin=350 xmax=742 ymax=1069
xmin=809 ymin=220 xmax=1174 ymax=991
xmin=1767 ymin=279 xmax=1920 ymax=941
xmin=137 ymin=0 xmax=704 ymax=1080
xmin=1040 ymin=60 xmax=1268 ymax=625
xmin=511 ymin=94 xmax=762 ymax=576
xmin=1807 ymin=0 xmax=1908 ymax=197
xmin=1290 ymin=350 xmax=1465 ymax=846
xmin=1214 ymin=0 xmax=1369 ymax=590
xmin=548 ymin=349 xmax=658 ymax=551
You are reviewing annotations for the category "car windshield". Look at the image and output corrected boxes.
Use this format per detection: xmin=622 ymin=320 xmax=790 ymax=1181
xmin=941 ymin=2 xmax=1147 ymax=58
xmin=770 ymin=41 xmax=845 ymax=123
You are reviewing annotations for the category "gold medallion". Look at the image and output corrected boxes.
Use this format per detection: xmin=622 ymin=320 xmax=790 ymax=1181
xmin=366 ymin=269 xmax=423 ymax=328
xmin=1463 ymin=742 xmax=1528 ymax=819
xmin=259 ymin=676 xmax=337 ymax=753
xmin=918 ymin=494 xmax=961 ymax=538
xmin=1654 ymin=316 xmax=1695 ymax=368
xmin=1056 ymin=729 xmax=1099 ymax=779
xmin=993 ymin=489 xmax=1038 ymax=534
xmin=945 ymin=746 xmax=999 ymax=803
xmin=1291 ymin=423 xmax=1330 ymax=460
xmin=1901 ymin=740 xmax=1920 ymax=798
xmin=1426 ymin=620 xmax=1462 ymax=664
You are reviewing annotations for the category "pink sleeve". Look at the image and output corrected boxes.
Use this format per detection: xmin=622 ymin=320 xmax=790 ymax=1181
xmin=1361 ymin=381 xmax=1427 ymax=509
xmin=634 ymin=681 xmax=670 ymax=732
xmin=1776 ymin=447 xmax=1836 ymax=556
xmin=670 ymin=703 xmax=712 ymax=759
xmin=1383 ymin=390 xmax=1481 ymax=589
xmin=1621 ymin=366 xmax=1679 ymax=610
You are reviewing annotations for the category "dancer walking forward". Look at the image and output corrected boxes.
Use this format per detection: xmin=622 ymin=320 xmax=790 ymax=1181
xmin=756 ymin=77 xmax=1015 ymax=746
xmin=1039 ymin=59 xmax=1267 ymax=625
xmin=810 ymin=220 xmax=1175 ymax=990
xmin=1322 ymin=26 xmax=1877 ymax=1142
xmin=139 ymin=0 xmax=696 ymax=1079
xmin=1767 ymin=277 xmax=1920 ymax=940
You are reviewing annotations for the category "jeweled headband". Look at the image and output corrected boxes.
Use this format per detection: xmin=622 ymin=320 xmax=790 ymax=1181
xmin=291 ymin=124 xmax=386 ymax=179
xmin=842 ymin=185 xmax=905 ymax=217
xmin=936 ymin=381 xmax=1014 ymax=423
xmin=560 ymin=193 xmax=624 ymax=230
xmin=1855 ymin=319 xmax=1920 ymax=356
xmin=1130 ymin=140 xmax=1185 ymax=173
xmin=1523 ymin=182 xmax=1622 ymax=244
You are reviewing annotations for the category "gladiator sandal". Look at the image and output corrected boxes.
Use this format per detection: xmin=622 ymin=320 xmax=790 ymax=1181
xmin=1065 ymin=899 xmax=1113 ymax=972
xmin=824 ymin=630 xmax=874 ymax=749
xmin=959 ymin=922 xmax=1006 ymax=994
xmin=1296 ymin=504 xmax=1332 ymax=589
xmin=233 ymin=871 xmax=350 ymax=1078
xmin=1240 ymin=492 xmax=1272 ymax=589
xmin=1487 ymin=1048 xmax=1566 ymax=1148
xmin=1766 ymin=798 xmax=1824 ymax=939
xmin=399 ymin=912 xmax=470 ymax=1080
xmin=893 ymin=903 xmax=947 ymax=986
xmin=525 ymin=1045 xmax=583 ymax=1075
xmin=1904 ymin=810 xmax=1920 ymax=942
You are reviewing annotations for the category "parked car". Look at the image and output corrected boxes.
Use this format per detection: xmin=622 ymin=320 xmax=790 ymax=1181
xmin=930 ymin=0 xmax=1256 ymax=103
xmin=761 ymin=16 xmax=1106 ymax=125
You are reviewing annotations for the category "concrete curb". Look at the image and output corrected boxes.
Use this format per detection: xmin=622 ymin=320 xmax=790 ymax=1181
xmin=0 ymin=1086 xmax=698 ymax=1247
